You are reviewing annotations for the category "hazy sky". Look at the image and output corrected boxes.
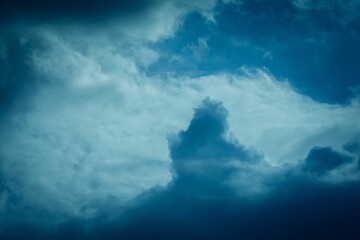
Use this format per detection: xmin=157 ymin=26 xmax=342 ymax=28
xmin=0 ymin=0 xmax=360 ymax=239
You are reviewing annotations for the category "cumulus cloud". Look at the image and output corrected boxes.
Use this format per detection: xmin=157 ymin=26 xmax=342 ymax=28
xmin=169 ymin=98 xmax=262 ymax=163
xmin=169 ymin=98 xmax=264 ymax=196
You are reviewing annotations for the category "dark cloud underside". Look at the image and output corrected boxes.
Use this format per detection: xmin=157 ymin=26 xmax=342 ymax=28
xmin=91 ymin=100 xmax=360 ymax=240
xmin=86 ymin=181 xmax=360 ymax=240
xmin=303 ymin=146 xmax=353 ymax=175
xmin=2 ymin=99 xmax=360 ymax=240
xmin=0 ymin=0 xmax=159 ymax=24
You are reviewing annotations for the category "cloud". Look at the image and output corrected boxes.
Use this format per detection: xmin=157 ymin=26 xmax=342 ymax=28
xmin=1 ymin=3 xmax=360 ymax=237
xmin=0 ymin=0 xmax=218 ymax=47
xmin=0 ymin=33 xmax=43 ymax=117
xmin=1 ymin=84 xmax=360 ymax=239
xmin=302 ymin=146 xmax=353 ymax=175
xmin=1 ymin=35 xmax=359 ymax=221
xmin=169 ymin=97 xmax=264 ymax=196
xmin=343 ymin=134 xmax=360 ymax=155
xmin=30 ymin=99 xmax=357 ymax=240
xmin=185 ymin=37 xmax=209 ymax=61
xmin=169 ymin=97 xmax=262 ymax=163
xmin=81 ymin=180 xmax=360 ymax=240
xmin=81 ymin=123 xmax=360 ymax=240
xmin=3 ymin=179 xmax=360 ymax=240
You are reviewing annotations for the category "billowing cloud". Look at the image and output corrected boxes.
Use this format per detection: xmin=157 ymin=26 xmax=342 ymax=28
xmin=169 ymin=98 xmax=264 ymax=196
xmin=170 ymin=98 xmax=262 ymax=163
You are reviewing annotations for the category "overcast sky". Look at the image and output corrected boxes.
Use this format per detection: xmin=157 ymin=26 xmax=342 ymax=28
xmin=0 ymin=0 xmax=360 ymax=239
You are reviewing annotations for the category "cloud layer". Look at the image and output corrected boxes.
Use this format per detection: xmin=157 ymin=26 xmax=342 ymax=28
xmin=1 ymin=0 xmax=360 ymax=239
xmin=0 ymin=29 xmax=359 ymax=219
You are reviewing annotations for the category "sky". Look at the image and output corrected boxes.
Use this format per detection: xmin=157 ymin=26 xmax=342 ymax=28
xmin=0 ymin=0 xmax=360 ymax=239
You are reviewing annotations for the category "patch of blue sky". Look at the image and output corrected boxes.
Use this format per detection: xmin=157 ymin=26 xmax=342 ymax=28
xmin=148 ymin=1 xmax=360 ymax=104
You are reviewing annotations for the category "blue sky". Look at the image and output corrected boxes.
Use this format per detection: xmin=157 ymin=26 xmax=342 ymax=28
xmin=0 ymin=0 xmax=360 ymax=239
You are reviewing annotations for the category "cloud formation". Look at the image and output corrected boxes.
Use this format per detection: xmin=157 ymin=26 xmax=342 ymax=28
xmin=1 ymin=89 xmax=360 ymax=239
xmin=1 ymin=0 xmax=360 ymax=239
xmin=169 ymin=98 xmax=264 ymax=196
xmin=303 ymin=146 xmax=353 ymax=175
xmin=170 ymin=97 xmax=262 ymax=163
xmin=1 ymin=38 xmax=359 ymax=222
xmin=34 ymin=99 xmax=360 ymax=240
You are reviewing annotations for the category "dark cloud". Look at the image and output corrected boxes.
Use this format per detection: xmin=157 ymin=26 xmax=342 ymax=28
xmin=302 ymin=146 xmax=353 ymax=175
xmin=3 ymin=180 xmax=360 ymax=240
xmin=168 ymin=97 xmax=263 ymax=195
xmin=0 ymin=30 xmax=57 ymax=124
xmin=56 ymin=220 xmax=86 ymax=240
xmin=169 ymin=97 xmax=262 ymax=163
xmin=83 ymin=180 xmax=360 ymax=240
xmin=0 ymin=0 xmax=159 ymax=24
xmin=343 ymin=134 xmax=360 ymax=155
xmin=1 ymin=99 xmax=360 ymax=240
xmin=82 ymin=102 xmax=360 ymax=239
xmin=85 ymin=101 xmax=359 ymax=240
